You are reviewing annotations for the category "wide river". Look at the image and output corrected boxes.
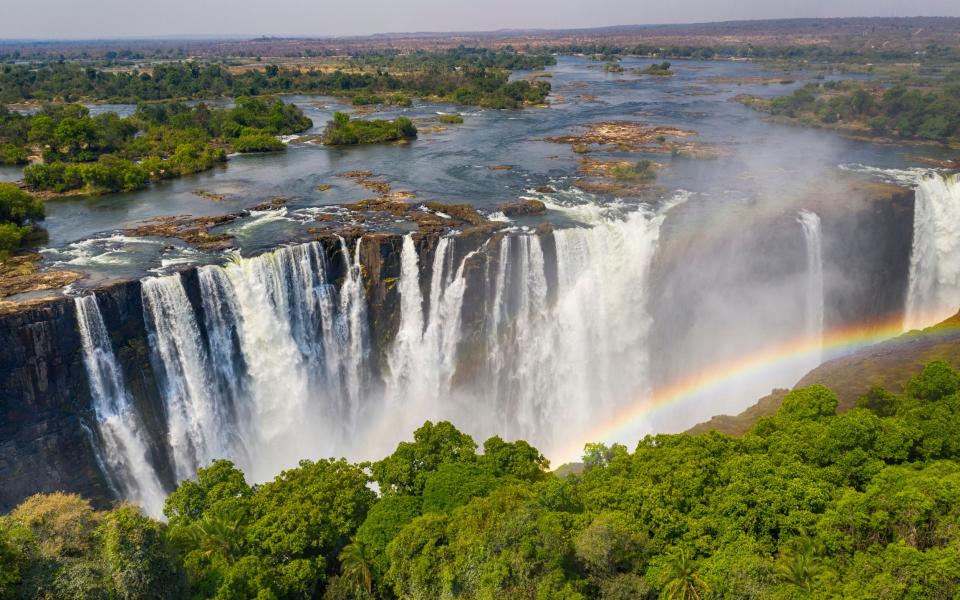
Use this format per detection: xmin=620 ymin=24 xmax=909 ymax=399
xmin=20 ymin=55 xmax=937 ymax=281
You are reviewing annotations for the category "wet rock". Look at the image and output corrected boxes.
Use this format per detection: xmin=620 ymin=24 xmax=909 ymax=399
xmin=497 ymin=199 xmax=547 ymax=217
xmin=124 ymin=214 xmax=240 ymax=252
xmin=0 ymin=254 xmax=83 ymax=303
xmin=249 ymin=197 xmax=289 ymax=211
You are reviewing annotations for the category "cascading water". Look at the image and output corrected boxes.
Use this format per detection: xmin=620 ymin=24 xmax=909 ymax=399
xmin=797 ymin=210 xmax=824 ymax=363
xmin=80 ymin=196 xmax=684 ymax=510
xmin=905 ymin=173 xmax=960 ymax=330
xmin=142 ymin=275 xmax=232 ymax=481
xmin=75 ymin=295 xmax=166 ymax=516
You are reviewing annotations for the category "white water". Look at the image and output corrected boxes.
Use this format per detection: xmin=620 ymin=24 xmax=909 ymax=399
xmin=141 ymin=275 xmax=230 ymax=481
xmin=906 ymin=173 xmax=960 ymax=330
xmin=75 ymin=295 xmax=166 ymax=516
xmin=86 ymin=195 xmax=686 ymax=504
xmin=797 ymin=210 xmax=824 ymax=363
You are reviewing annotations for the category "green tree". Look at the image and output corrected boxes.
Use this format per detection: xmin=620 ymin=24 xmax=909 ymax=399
xmin=372 ymin=421 xmax=477 ymax=495
xmin=660 ymin=548 xmax=708 ymax=600
xmin=164 ymin=459 xmax=251 ymax=526
xmin=905 ymin=360 xmax=960 ymax=402
xmin=338 ymin=541 xmax=373 ymax=597
xmin=101 ymin=505 xmax=186 ymax=600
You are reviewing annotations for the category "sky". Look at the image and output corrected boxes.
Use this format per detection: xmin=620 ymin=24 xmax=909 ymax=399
xmin=1 ymin=0 xmax=959 ymax=40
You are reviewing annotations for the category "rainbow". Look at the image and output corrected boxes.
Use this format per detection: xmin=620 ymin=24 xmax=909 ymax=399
xmin=552 ymin=311 xmax=960 ymax=465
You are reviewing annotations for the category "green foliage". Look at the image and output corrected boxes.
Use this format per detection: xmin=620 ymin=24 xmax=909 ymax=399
xmin=776 ymin=384 xmax=839 ymax=421
xmin=163 ymin=459 xmax=251 ymax=526
xmin=232 ymin=133 xmax=285 ymax=153
xmin=8 ymin=361 xmax=960 ymax=598
xmin=857 ymin=385 xmax=901 ymax=417
xmin=0 ymin=50 xmax=554 ymax=109
xmin=757 ymin=79 xmax=960 ymax=142
xmin=421 ymin=462 xmax=500 ymax=513
xmin=905 ymin=360 xmax=960 ymax=402
xmin=101 ymin=505 xmax=186 ymax=599
xmin=322 ymin=113 xmax=417 ymax=145
xmin=353 ymin=495 xmax=420 ymax=585
xmin=371 ymin=420 xmax=477 ymax=495
xmin=437 ymin=113 xmax=463 ymax=124
xmin=639 ymin=61 xmax=673 ymax=76
xmin=6 ymin=98 xmax=307 ymax=194
xmin=0 ymin=183 xmax=43 ymax=227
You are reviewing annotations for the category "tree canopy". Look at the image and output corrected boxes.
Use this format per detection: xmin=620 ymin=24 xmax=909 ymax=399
xmin=5 ymin=361 xmax=960 ymax=598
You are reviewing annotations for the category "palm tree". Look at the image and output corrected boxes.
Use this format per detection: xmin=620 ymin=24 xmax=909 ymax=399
xmin=776 ymin=538 xmax=821 ymax=592
xmin=182 ymin=504 xmax=246 ymax=562
xmin=339 ymin=541 xmax=373 ymax=597
xmin=662 ymin=548 xmax=709 ymax=600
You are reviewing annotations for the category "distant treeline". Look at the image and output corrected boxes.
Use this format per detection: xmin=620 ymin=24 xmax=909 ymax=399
xmin=4 ymin=360 xmax=960 ymax=598
xmin=0 ymin=97 xmax=311 ymax=194
xmin=545 ymin=42 xmax=960 ymax=63
xmin=743 ymin=74 xmax=960 ymax=142
xmin=0 ymin=49 xmax=552 ymax=108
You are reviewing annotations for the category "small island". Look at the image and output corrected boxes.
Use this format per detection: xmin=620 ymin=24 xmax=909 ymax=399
xmin=322 ymin=112 xmax=417 ymax=145
xmin=3 ymin=97 xmax=312 ymax=196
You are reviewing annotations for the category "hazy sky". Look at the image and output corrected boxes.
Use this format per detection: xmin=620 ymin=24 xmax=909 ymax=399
xmin=1 ymin=0 xmax=959 ymax=40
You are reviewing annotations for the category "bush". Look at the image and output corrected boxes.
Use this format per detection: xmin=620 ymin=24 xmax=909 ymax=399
xmin=232 ymin=133 xmax=285 ymax=153
xmin=609 ymin=159 xmax=657 ymax=181
xmin=352 ymin=94 xmax=385 ymax=106
xmin=438 ymin=114 xmax=464 ymax=124
xmin=0 ymin=222 xmax=31 ymax=256
xmin=0 ymin=183 xmax=44 ymax=226
xmin=0 ymin=143 xmax=28 ymax=165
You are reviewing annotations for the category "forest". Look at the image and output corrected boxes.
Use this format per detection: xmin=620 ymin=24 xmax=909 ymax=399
xmin=0 ymin=97 xmax=311 ymax=194
xmin=0 ymin=49 xmax=552 ymax=109
xmin=741 ymin=74 xmax=960 ymax=142
xmin=2 ymin=360 xmax=960 ymax=599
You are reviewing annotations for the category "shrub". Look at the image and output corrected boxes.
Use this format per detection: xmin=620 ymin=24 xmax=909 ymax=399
xmin=0 ymin=183 xmax=44 ymax=226
xmin=232 ymin=133 xmax=285 ymax=153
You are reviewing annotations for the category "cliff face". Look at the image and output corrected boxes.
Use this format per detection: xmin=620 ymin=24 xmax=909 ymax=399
xmin=0 ymin=293 xmax=111 ymax=510
xmin=0 ymin=230 xmax=508 ymax=512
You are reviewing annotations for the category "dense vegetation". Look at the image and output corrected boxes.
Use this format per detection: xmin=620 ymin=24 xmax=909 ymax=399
xmin=0 ymin=183 xmax=43 ymax=256
xmin=322 ymin=112 xmax=417 ymax=145
xmin=0 ymin=97 xmax=311 ymax=194
xmin=743 ymin=74 xmax=960 ymax=142
xmin=0 ymin=49 xmax=553 ymax=109
xmin=4 ymin=360 xmax=960 ymax=598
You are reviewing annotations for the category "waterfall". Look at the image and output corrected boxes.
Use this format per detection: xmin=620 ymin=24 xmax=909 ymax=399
xmin=82 ymin=196 xmax=681 ymax=510
xmin=797 ymin=210 xmax=824 ymax=362
xmin=906 ymin=173 xmax=960 ymax=330
xmin=75 ymin=295 xmax=166 ymax=516
xmin=142 ymin=274 xmax=230 ymax=481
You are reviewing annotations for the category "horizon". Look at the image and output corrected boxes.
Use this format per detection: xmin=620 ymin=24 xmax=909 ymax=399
xmin=0 ymin=15 xmax=959 ymax=44
xmin=3 ymin=1 xmax=960 ymax=41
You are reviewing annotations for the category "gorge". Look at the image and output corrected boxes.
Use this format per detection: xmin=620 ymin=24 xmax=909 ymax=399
xmin=4 ymin=171 xmax=959 ymax=515
xmin=1 ymin=55 xmax=958 ymax=519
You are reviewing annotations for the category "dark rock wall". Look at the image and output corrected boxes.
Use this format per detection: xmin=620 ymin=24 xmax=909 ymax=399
xmin=0 ymin=296 xmax=109 ymax=510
